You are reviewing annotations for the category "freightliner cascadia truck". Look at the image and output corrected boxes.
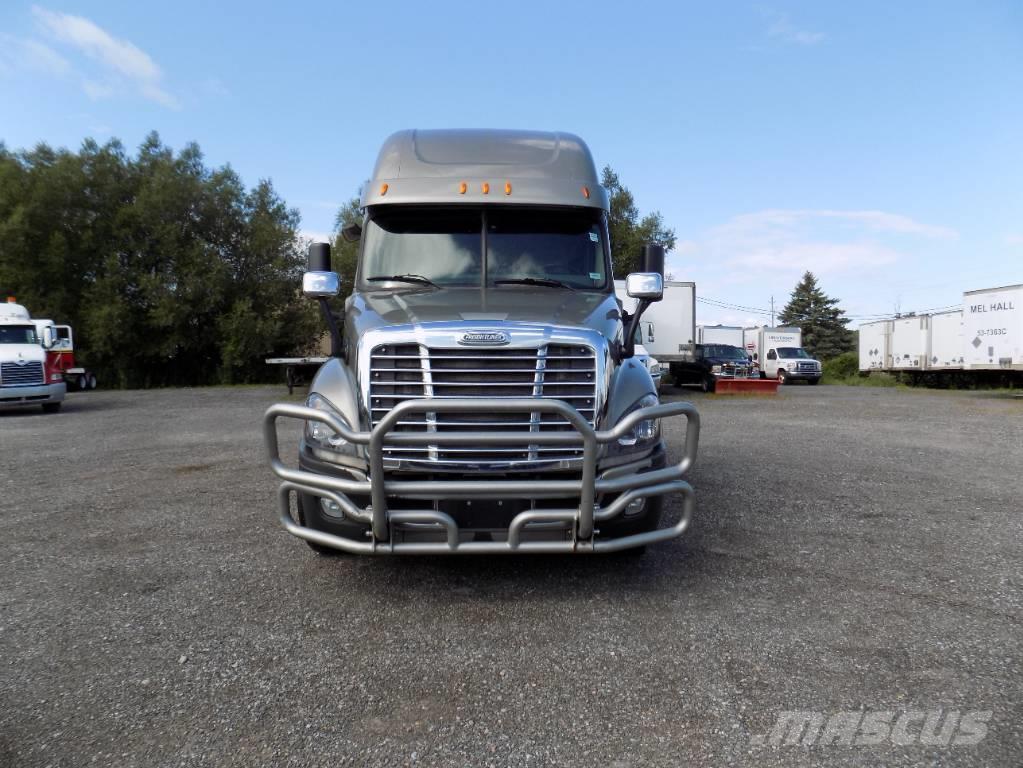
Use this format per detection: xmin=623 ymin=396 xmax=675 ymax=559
xmin=264 ymin=129 xmax=700 ymax=555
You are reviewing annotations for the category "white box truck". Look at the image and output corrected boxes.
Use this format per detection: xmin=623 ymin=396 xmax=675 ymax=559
xmin=962 ymin=284 xmax=1023 ymax=370
xmin=615 ymin=279 xmax=696 ymax=364
xmin=743 ymin=326 xmax=821 ymax=384
xmin=697 ymin=325 xmax=744 ymax=347
xmin=926 ymin=310 xmax=964 ymax=370
xmin=890 ymin=316 xmax=929 ymax=370
xmin=858 ymin=319 xmax=892 ymax=371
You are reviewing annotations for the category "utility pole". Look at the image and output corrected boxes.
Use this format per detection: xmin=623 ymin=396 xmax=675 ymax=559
xmin=770 ymin=295 xmax=775 ymax=327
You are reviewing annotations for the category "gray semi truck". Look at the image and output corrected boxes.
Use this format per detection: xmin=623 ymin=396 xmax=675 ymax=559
xmin=264 ymin=129 xmax=700 ymax=554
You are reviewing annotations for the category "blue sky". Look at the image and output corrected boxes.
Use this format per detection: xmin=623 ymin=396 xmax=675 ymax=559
xmin=2 ymin=1 xmax=1021 ymax=326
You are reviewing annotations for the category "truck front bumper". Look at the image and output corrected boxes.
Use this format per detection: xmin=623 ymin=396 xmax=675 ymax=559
xmin=264 ymin=398 xmax=700 ymax=555
xmin=781 ymin=368 xmax=821 ymax=381
xmin=0 ymin=382 xmax=66 ymax=408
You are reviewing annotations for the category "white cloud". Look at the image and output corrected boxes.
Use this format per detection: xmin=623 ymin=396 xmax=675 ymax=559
xmin=82 ymin=79 xmax=115 ymax=100
xmin=710 ymin=209 xmax=957 ymax=243
xmin=200 ymin=77 xmax=230 ymax=98
xmin=668 ymin=208 xmax=955 ymax=285
xmin=764 ymin=12 xmax=824 ymax=46
xmin=0 ymin=34 xmax=70 ymax=76
xmin=31 ymin=5 xmax=179 ymax=108
xmin=1006 ymin=234 xmax=1023 ymax=246
xmin=726 ymin=240 xmax=901 ymax=272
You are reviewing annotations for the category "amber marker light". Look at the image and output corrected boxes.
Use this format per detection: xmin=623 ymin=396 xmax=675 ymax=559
xmin=504 ymin=182 xmax=512 ymax=195
xmin=582 ymin=186 xmax=590 ymax=199
xmin=481 ymin=182 xmax=490 ymax=194
xmin=380 ymin=183 xmax=389 ymax=196
xmin=459 ymin=182 xmax=467 ymax=194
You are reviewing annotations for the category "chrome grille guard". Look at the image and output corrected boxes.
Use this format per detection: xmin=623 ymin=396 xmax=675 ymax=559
xmin=264 ymin=398 xmax=699 ymax=555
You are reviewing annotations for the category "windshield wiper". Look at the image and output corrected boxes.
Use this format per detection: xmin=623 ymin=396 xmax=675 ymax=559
xmin=366 ymin=274 xmax=439 ymax=287
xmin=493 ymin=277 xmax=576 ymax=291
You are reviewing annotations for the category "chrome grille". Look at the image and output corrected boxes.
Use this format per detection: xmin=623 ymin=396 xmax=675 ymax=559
xmin=0 ymin=361 xmax=44 ymax=387
xmin=796 ymin=361 xmax=817 ymax=372
xmin=369 ymin=343 xmax=597 ymax=465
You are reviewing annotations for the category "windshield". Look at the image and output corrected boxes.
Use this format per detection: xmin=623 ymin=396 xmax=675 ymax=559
xmin=777 ymin=346 xmax=810 ymax=358
xmin=360 ymin=206 xmax=608 ymax=290
xmin=0 ymin=325 xmax=38 ymax=344
xmin=702 ymin=344 xmax=748 ymax=360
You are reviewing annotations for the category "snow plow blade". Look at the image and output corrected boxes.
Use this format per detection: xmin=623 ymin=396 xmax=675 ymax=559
xmin=713 ymin=378 xmax=779 ymax=395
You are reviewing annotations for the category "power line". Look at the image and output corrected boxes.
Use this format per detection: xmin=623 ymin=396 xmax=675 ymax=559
xmin=696 ymin=294 xmax=965 ymax=324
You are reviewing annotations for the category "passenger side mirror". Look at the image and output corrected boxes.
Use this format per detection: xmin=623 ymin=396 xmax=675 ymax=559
xmin=304 ymin=242 xmax=340 ymax=298
xmin=41 ymin=325 xmax=55 ymax=349
xmin=625 ymin=272 xmax=663 ymax=302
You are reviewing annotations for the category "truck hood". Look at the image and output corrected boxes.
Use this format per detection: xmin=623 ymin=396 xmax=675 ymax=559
xmin=346 ymin=288 xmax=622 ymax=340
xmin=704 ymin=355 xmax=752 ymax=365
xmin=0 ymin=344 xmax=45 ymax=363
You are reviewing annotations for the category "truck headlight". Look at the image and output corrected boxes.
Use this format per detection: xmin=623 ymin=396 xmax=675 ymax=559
xmin=305 ymin=393 xmax=351 ymax=451
xmin=618 ymin=393 xmax=660 ymax=447
xmin=711 ymin=365 xmax=722 ymax=374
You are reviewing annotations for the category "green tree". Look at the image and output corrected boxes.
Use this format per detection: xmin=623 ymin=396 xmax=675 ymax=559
xmin=331 ymin=197 xmax=363 ymax=295
xmin=0 ymin=132 xmax=319 ymax=386
xmin=778 ymin=271 xmax=855 ymax=359
xmin=601 ymin=166 xmax=676 ymax=277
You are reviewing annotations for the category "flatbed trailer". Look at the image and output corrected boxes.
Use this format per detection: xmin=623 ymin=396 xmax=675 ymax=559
xmin=265 ymin=356 xmax=329 ymax=394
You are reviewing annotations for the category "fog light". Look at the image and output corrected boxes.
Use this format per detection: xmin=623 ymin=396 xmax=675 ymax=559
xmin=624 ymin=497 xmax=646 ymax=517
xmin=319 ymin=497 xmax=343 ymax=519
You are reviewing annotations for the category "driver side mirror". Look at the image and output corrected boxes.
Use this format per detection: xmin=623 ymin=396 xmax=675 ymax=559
xmin=41 ymin=325 xmax=55 ymax=349
xmin=625 ymin=272 xmax=663 ymax=302
xmin=303 ymin=242 xmax=340 ymax=298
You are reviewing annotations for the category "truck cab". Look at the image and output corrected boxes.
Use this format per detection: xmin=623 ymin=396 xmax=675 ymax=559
xmin=263 ymin=129 xmax=700 ymax=555
xmin=0 ymin=299 xmax=66 ymax=412
xmin=762 ymin=345 xmax=821 ymax=384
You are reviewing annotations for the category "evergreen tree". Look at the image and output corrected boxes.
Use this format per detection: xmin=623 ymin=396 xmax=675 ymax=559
xmin=778 ymin=271 xmax=854 ymax=359
xmin=601 ymin=166 xmax=675 ymax=277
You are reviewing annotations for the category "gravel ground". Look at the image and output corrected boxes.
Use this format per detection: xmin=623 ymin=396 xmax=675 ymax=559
xmin=1 ymin=384 xmax=1021 ymax=767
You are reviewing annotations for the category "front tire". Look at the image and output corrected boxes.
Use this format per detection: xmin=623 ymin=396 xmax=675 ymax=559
xmin=777 ymin=369 xmax=788 ymax=385
xmin=700 ymin=375 xmax=716 ymax=393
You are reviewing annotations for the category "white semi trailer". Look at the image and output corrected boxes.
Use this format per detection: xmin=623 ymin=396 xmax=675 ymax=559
xmin=927 ymin=310 xmax=964 ymax=370
xmin=963 ymin=284 xmax=1022 ymax=370
xmin=890 ymin=316 xmax=929 ymax=370
xmin=859 ymin=319 xmax=892 ymax=371
xmin=616 ymin=279 xmax=696 ymax=366
xmin=697 ymin=325 xmax=744 ymax=347
xmin=858 ymin=283 xmax=1022 ymax=379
